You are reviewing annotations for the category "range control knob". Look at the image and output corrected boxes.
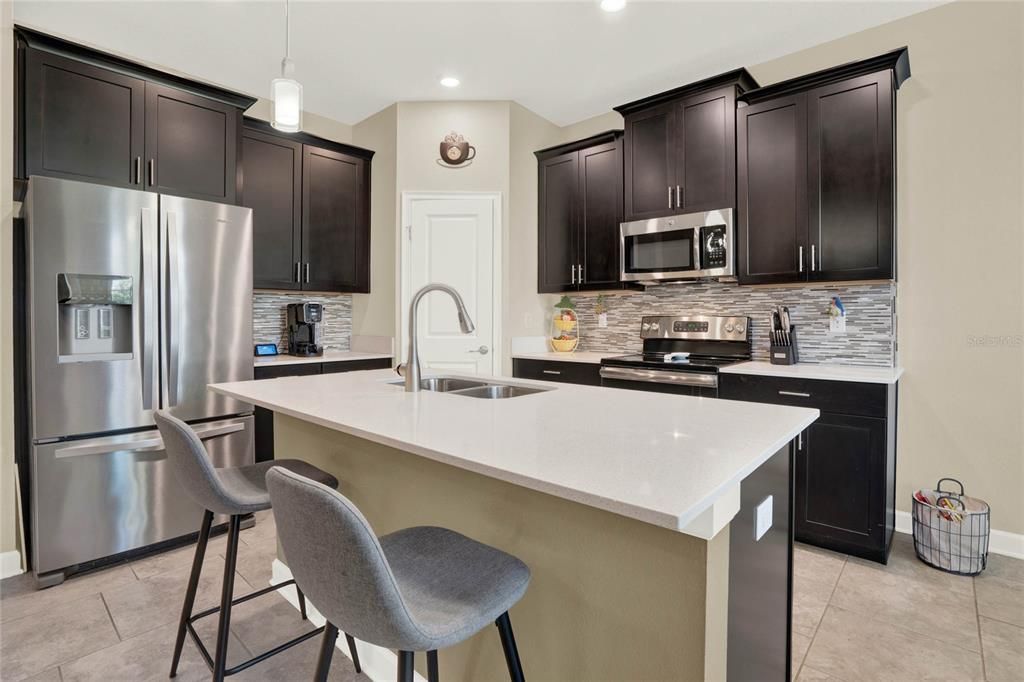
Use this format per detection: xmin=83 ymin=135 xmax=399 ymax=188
xmin=725 ymin=323 xmax=734 ymax=333
xmin=735 ymin=324 xmax=745 ymax=334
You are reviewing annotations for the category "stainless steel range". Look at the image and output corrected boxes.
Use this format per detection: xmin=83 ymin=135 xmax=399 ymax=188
xmin=599 ymin=315 xmax=751 ymax=396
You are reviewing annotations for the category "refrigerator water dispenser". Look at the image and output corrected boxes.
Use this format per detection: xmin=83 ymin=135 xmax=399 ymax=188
xmin=57 ymin=274 xmax=133 ymax=361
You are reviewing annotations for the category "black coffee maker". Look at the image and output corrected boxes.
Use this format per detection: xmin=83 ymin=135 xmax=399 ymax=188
xmin=287 ymin=303 xmax=324 ymax=356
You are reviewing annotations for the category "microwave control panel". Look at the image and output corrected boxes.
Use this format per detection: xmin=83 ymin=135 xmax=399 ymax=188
xmin=702 ymin=226 xmax=728 ymax=269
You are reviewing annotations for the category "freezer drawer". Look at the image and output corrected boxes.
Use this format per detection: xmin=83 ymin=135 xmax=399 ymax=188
xmin=32 ymin=416 xmax=253 ymax=577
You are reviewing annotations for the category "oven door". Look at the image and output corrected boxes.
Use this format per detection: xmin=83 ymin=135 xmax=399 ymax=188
xmin=620 ymin=223 xmax=700 ymax=282
xmin=599 ymin=366 xmax=719 ymax=397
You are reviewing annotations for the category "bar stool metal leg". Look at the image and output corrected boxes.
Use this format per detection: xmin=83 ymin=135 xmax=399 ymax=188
xmin=397 ymin=650 xmax=415 ymax=682
xmin=495 ymin=612 xmax=525 ymax=682
xmin=427 ymin=649 xmax=439 ymax=682
xmin=346 ymin=634 xmax=362 ymax=674
xmin=297 ymin=585 xmax=308 ymax=620
xmin=212 ymin=514 xmax=242 ymax=682
xmin=169 ymin=510 xmax=213 ymax=678
xmin=314 ymin=622 xmax=339 ymax=682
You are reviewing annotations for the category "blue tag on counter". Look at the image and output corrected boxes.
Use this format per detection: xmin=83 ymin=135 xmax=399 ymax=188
xmin=254 ymin=343 xmax=278 ymax=357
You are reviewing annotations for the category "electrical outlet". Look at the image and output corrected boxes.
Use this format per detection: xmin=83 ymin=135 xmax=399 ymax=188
xmin=755 ymin=495 xmax=773 ymax=541
xmin=829 ymin=315 xmax=847 ymax=334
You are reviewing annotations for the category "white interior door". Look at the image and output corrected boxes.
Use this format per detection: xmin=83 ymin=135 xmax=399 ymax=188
xmin=403 ymin=194 xmax=497 ymax=375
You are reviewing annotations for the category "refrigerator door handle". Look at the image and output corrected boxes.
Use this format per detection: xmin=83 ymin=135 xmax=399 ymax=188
xmin=54 ymin=421 xmax=246 ymax=459
xmin=140 ymin=207 xmax=158 ymax=410
xmin=165 ymin=211 xmax=181 ymax=407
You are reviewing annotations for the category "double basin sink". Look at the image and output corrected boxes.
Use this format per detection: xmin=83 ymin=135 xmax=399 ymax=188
xmin=392 ymin=376 xmax=552 ymax=399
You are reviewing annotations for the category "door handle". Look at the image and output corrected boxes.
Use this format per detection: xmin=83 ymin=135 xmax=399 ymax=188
xmin=304 ymin=263 xmax=310 ymax=284
xmin=147 ymin=159 xmax=155 ymax=187
xmin=468 ymin=345 xmax=489 ymax=355
xmin=798 ymin=246 xmax=804 ymax=273
xmin=571 ymin=264 xmax=576 ymax=285
xmin=676 ymin=185 xmax=682 ymax=208
xmin=54 ymin=421 xmax=246 ymax=459
xmin=166 ymin=212 xmax=181 ymax=407
xmin=140 ymin=207 xmax=158 ymax=410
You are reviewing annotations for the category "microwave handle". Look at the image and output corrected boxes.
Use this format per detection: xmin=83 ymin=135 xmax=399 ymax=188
xmin=694 ymin=226 xmax=703 ymax=271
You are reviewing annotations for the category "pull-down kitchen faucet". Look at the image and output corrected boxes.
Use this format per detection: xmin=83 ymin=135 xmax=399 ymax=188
xmin=397 ymin=283 xmax=475 ymax=392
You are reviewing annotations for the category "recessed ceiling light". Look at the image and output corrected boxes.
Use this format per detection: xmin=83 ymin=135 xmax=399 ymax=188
xmin=600 ymin=0 xmax=626 ymax=13
xmin=440 ymin=76 xmax=460 ymax=88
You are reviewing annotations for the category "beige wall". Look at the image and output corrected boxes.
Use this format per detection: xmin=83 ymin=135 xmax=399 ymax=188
xmin=1 ymin=1 xmax=19 ymax=560
xmin=557 ymin=110 xmax=623 ymax=144
xmin=748 ymin=0 xmax=1024 ymax=533
xmin=351 ymin=105 xmax=398 ymax=339
xmin=506 ymin=103 xmax=561 ymax=372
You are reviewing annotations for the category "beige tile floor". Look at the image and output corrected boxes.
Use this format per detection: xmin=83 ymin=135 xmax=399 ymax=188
xmin=1 ymin=512 xmax=1021 ymax=681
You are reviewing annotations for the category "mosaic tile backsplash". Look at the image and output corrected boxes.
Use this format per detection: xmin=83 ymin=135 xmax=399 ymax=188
xmin=567 ymin=281 xmax=896 ymax=367
xmin=252 ymin=292 xmax=353 ymax=352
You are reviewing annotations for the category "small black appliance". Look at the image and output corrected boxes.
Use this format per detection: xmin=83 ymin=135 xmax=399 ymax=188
xmin=286 ymin=303 xmax=324 ymax=356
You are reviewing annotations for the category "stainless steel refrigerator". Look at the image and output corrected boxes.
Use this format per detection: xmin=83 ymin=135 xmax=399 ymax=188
xmin=24 ymin=176 xmax=254 ymax=586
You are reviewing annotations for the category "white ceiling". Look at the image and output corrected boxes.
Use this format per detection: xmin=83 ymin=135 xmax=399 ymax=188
xmin=13 ymin=1 xmax=941 ymax=126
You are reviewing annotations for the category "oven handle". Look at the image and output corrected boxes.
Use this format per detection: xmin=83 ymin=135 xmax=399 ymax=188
xmin=599 ymin=366 xmax=718 ymax=388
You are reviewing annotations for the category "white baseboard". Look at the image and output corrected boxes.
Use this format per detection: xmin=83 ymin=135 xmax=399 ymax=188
xmin=272 ymin=559 xmax=427 ymax=682
xmin=1 ymin=550 xmax=24 ymax=579
xmin=895 ymin=511 xmax=1024 ymax=560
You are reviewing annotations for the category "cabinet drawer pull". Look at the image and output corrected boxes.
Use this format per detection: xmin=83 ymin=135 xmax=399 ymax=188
xmin=542 ymin=369 xmax=562 ymax=375
xmin=779 ymin=390 xmax=811 ymax=398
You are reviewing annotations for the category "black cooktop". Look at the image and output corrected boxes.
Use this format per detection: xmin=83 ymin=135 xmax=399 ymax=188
xmin=601 ymin=353 xmax=746 ymax=373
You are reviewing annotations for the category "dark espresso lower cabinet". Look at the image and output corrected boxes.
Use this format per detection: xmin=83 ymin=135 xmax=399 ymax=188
xmin=720 ymin=372 xmax=897 ymax=563
xmin=512 ymin=358 xmax=601 ymax=386
xmin=253 ymin=357 xmax=391 ymax=461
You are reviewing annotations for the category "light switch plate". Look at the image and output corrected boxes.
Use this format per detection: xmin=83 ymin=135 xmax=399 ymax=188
xmin=755 ymin=495 xmax=773 ymax=541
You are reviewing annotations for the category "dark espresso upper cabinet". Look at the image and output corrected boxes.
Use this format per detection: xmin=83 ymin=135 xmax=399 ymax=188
xmin=807 ymin=72 xmax=895 ymax=281
xmin=536 ymin=131 xmax=625 ymax=293
xmin=241 ymin=129 xmax=302 ymax=290
xmin=738 ymin=47 xmax=909 ymax=284
xmin=145 ymin=84 xmax=239 ymax=203
xmin=616 ymin=70 xmax=757 ymax=221
xmin=621 ymin=104 xmax=675 ymax=220
xmin=302 ymin=146 xmax=369 ymax=292
xmin=242 ymin=118 xmax=374 ymax=294
xmin=737 ymin=94 xmax=808 ymax=285
xmin=14 ymin=27 xmax=255 ymax=201
xmin=22 ymin=48 xmax=145 ymax=190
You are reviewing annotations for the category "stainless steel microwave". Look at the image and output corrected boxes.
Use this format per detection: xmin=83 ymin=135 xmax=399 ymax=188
xmin=619 ymin=209 xmax=735 ymax=282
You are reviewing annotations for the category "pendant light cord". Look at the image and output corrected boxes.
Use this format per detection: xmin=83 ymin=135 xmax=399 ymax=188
xmin=284 ymin=0 xmax=290 ymax=61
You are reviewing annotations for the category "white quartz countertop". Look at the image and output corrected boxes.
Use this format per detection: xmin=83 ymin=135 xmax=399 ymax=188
xmin=210 ymin=369 xmax=818 ymax=536
xmin=254 ymin=350 xmax=392 ymax=368
xmin=721 ymin=361 xmax=903 ymax=385
xmin=511 ymin=351 xmax=624 ymax=364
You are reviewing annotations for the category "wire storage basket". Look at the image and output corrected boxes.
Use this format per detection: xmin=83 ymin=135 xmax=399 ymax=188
xmin=912 ymin=478 xmax=990 ymax=576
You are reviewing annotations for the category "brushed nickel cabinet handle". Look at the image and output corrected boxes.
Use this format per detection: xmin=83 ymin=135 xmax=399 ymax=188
xmin=134 ymin=157 xmax=141 ymax=185
xmin=798 ymin=246 xmax=804 ymax=273
xmin=779 ymin=390 xmax=811 ymax=398
xmin=676 ymin=185 xmax=682 ymax=208
xmin=295 ymin=262 xmax=301 ymax=283
xmin=668 ymin=186 xmax=673 ymax=209
xmin=542 ymin=369 xmax=562 ymax=375
xmin=147 ymin=159 xmax=155 ymax=186
xmin=810 ymin=245 xmax=816 ymax=272
xmin=571 ymin=264 xmax=576 ymax=285
xmin=304 ymin=263 xmax=310 ymax=283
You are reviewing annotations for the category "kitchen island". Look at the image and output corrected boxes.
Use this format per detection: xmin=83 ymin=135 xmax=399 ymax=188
xmin=210 ymin=370 xmax=818 ymax=681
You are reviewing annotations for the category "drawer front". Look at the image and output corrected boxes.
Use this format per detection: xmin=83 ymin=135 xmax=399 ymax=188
xmin=254 ymin=362 xmax=321 ymax=380
xmin=513 ymin=359 xmax=601 ymax=386
xmin=321 ymin=358 xmax=392 ymax=374
xmin=719 ymin=373 xmax=886 ymax=418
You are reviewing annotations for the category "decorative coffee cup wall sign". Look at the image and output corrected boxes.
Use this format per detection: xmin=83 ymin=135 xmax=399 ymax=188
xmin=438 ymin=131 xmax=476 ymax=167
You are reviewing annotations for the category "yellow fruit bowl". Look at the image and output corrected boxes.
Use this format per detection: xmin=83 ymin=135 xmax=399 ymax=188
xmin=550 ymin=337 xmax=578 ymax=353
xmin=553 ymin=318 xmax=577 ymax=332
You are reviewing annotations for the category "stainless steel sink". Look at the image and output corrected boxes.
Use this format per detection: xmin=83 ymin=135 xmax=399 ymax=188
xmin=451 ymin=384 xmax=550 ymax=400
xmin=389 ymin=376 xmax=551 ymax=399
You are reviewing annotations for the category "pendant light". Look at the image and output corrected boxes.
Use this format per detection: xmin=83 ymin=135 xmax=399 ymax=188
xmin=271 ymin=0 xmax=302 ymax=132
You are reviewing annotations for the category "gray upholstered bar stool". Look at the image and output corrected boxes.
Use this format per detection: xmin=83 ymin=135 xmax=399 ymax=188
xmin=154 ymin=411 xmax=361 ymax=682
xmin=266 ymin=466 xmax=531 ymax=682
